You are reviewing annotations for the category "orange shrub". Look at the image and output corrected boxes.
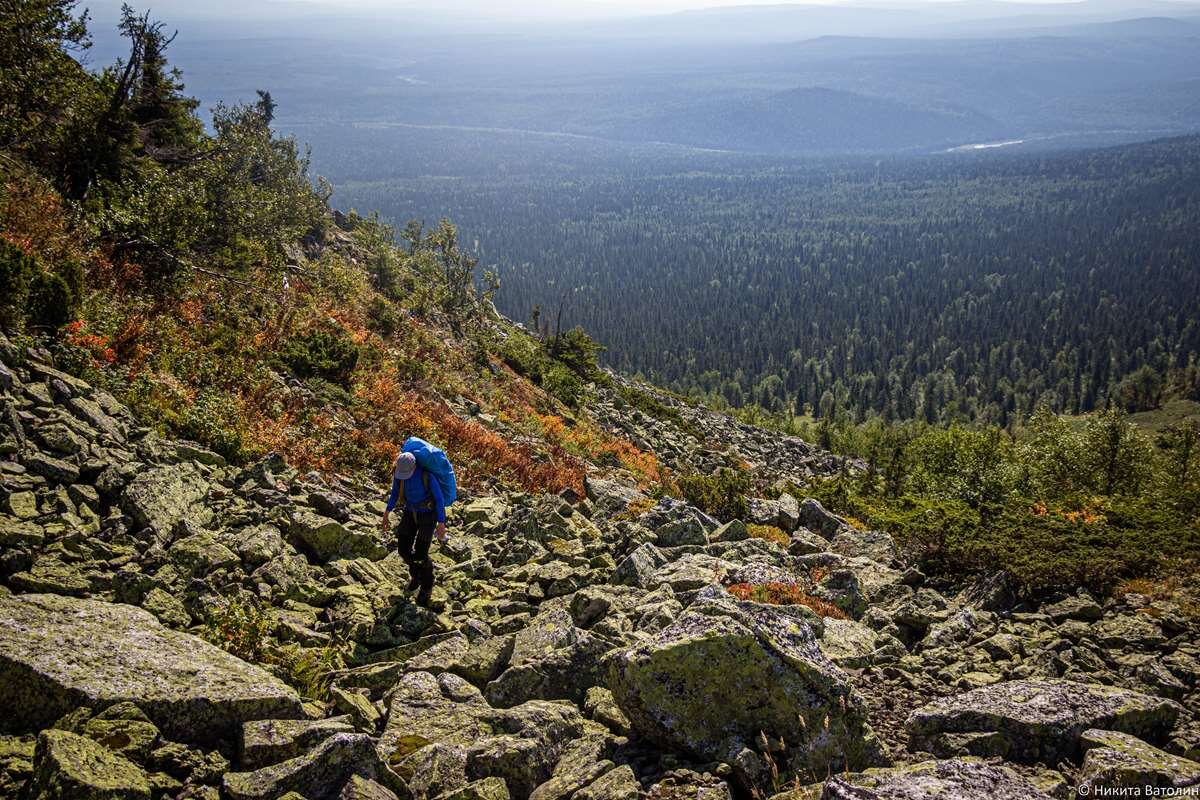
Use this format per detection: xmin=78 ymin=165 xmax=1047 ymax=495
xmin=726 ymin=582 xmax=848 ymax=619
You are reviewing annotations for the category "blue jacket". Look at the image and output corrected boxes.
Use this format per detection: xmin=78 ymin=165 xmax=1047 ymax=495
xmin=386 ymin=467 xmax=446 ymax=523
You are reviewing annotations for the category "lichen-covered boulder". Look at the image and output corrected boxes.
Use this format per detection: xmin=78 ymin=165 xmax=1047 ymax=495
xmin=906 ymin=679 xmax=1183 ymax=764
xmin=224 ymin=732 xmax=397 ymax=800
xmin=26 ymin=729 xmax=151 ymax=800
xmin=0 ymin=593 xmax=303 ymax=743
xmin=819 ymin=618 xmax=878 ymax=669
xmin=290 ymin=510 xmax=387 ymax=563
xmin=1078 ymin=729 xmax=1200 ymax=791
xmin=378 ymin=671 xmax=585 ymax=798
xmin=485 ymin=603 xmax=616 ymax=707
xmin=241 ymin=716 xmax=357 ymax=769
xmin=120 ymin=463 xmax=212 ymax=540
xmin=801 ymin=758 xmax=1058 ymax=800
xmin=608 ymin=586 xmax=884 ymax=779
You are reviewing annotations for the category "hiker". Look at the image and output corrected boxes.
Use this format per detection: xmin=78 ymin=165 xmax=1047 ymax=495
xmin=380 ymin=450 xmax=448 ymax=608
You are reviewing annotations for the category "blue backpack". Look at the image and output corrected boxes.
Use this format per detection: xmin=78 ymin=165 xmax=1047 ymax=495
xmin=401 ymin=437 xmax=458 ymax=506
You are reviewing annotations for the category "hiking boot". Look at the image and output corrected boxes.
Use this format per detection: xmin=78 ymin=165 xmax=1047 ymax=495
xmin=406 ymin=573 xmax=420 ymax=592
xmin=415 ymin=588 xmax=432 ymax=609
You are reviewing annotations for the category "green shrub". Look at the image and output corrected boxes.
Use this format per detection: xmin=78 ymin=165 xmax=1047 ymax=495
xmin=27 ymin=270 xmax=73 ymax=330
xmin=366 ymin=295 xmax=404 ymax=337
xmin=280 ymin=323 xmax=360 ymax=386
xmin=541 ymin=362 xmax=587 ymax=407
xmin=677 ymin=467 xmax=751 ymax=521
xmin=617 ymin=384 xmax=705 ymax=440
xmin=177 ymin=389 xmax=247 ymax=462
xmin=0 ymin=240 xmax=37 ymax=329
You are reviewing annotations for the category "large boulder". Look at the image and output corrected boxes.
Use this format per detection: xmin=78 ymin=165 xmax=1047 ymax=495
xmin=120 ymin=463 xmax=211 ymax=540
xmin=25 ymin=729 xmax=151 ymax=800
xmin=377 ymin=672 xmax=585 ymax=799
xmin=224 ymin=732 xmax=397 ymax=800
xmin=806 ymin=758 xmax=1059 ymax=800
xmin=1078 ymin=729 xmax=1200 ymax=791
xmin=608 ymin=586 xmax=883 ymax=780
xmin=290 ymin=510 xmax=387 ymax=563
xmin=0 ymin=594 xmax=303 ymax=743
xmin=906 ymin=679 xmax=1183 ymax=764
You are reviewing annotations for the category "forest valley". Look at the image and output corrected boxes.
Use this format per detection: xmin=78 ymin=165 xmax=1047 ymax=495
xmin=2 ymin=4 xmax=1200 ymax=800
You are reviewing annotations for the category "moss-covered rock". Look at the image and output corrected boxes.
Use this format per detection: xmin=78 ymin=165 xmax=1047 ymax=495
xmin=906 ymin=679 xmax=1183 ymax=764
xmin=26 ymin=729 xmax=151 ymax=800
xmin=224 ymin=732 xmax=393 ymax=800
xmin=608 ymin=586 xmax=884 ymax=782
xmin=120 ymin=463 xmax=212 ymax=541
xmin=787 ymin=758 xmax=1056 ymax=800
xmin=0 ymin=593 xmax=304 ymax=743
xmin=1079 ymin=728 xmax=1200 ymax=790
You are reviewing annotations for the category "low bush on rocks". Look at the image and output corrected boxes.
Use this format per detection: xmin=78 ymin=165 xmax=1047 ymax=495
xmin=201 ymin=598 xmax=349 ymax=702
xmin=677 ymin=467 xmax=751 ymax=521
xmin=726 ymin=582 xmax=848 ymax=619
xmin=745 ymin=524 xmax=789 ymax=546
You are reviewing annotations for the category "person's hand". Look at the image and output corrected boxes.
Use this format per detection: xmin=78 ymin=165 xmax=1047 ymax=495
xmin=436 ymin=522 xmax=448 ymax=543
xmin=380 ymin=512 xmax=390 ymax=533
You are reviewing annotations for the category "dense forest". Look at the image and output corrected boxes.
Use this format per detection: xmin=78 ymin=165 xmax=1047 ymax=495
xmin=335 ymin=138 xmax=1200 ymax=425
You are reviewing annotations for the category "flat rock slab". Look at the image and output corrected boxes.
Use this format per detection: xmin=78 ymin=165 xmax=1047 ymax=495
xmin=1079 ymin=729 xmax=1200 ymax=790
xmin=810 ymin=758 xmax=1058 ymax=800
xmin=26 ymin=729 xmax=151 ymax=800
xmin=906 ymin=679 xmax=1182 ymax=764
xmin=0 ymin=593 xmax=303 ymax=743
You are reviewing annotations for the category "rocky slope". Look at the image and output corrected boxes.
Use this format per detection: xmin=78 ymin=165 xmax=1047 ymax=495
xmin=1 ymin=336 xmax=1199 ymax=800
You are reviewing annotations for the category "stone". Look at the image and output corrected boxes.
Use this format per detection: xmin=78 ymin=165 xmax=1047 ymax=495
xmin=583 ymin=687 xmax=631 ymax=735
xmin=23 ymin=453 xmax=79 ymax=484
xmin=1078 ymin=729 xmax=1200 ymax=790
xmin=290 ymin=510 xmax=386 ymax=562
xmin=224 ymin=732 xmax=393 ymax=800
xmin=0 ymin=593 xmax=303 ymax=743
xmin=1093 ymin=614 xmax=1167 ymax=649
xmin=797 ymin=499 xmax=847 ymax=539
xmin=810 ymin=758 xmax=1055 ymax=800
xmin=788 ymin=528 xmax=829 ymax=556
xmin=26 ymin=728 xmax=151 ymax=800
xmin=610 ymin=543 xmax=668 ymax=589
xmin=170 ymin=530 xmax=240 ymax=575
xmin=906 ymin=679 xmax=1183 ymax=764
xmin=378 ymin=672 xmax=584 ymax=797
xmin=575 ymin=765 xmax=641 ymax=800
xmin=436 ymin=777 xmax=510 ymax=800
xmin=711 ymin=520 xmax=748 ymax=543
xmin=486 ymin=604 xmax=615 ymax=707
xmin=241 ymin=716 xmax=357 ymax=770
xmin=341 ymin=774 xmax=403 ymax=800
xmin=609 ymin=586 xmax=882 ymax=779
xmin=5 ymin=491 xmax=39 ymax=520
xmin=819 ymin=618 xmax=877 ymax=669
xmin=121 ymin=464 xmax=211 ymax=540
xmin=1042 ymin=595 xmax=1103 ymax=622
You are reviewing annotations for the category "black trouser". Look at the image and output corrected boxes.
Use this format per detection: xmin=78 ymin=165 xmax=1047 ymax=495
xmin=396 ymin=506 xmax=436 ymax=601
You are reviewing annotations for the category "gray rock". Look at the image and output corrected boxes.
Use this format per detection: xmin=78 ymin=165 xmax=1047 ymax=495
xmin=121 ymin=463 xmax=211 ymax=541
xmin=290 ymin=510 xmax=386 ymax=563
xmin=1042 ymin=595 xmax=1103 ymax=622
xmin=26 ymin=728 xmax=151 ymax=800
xmin=224 ymin=732 xmax=395 ymax=800
xmin=1078 ymin=728 xmax=1200 ymax=791
xmin=906 ymin=679 xmax=1183 ymax=763
xmin=608 ymin=586 xmax=883 ymax=780
xmin=0 ymin=593 xmax=303 ymax=743
xmin=797 ymin=499 xmax=848 ymax=539
xmin=241 ymin=716 xmax=358 ymax=769
xmin=812 ymin=758 xmax=1057 ymax=800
